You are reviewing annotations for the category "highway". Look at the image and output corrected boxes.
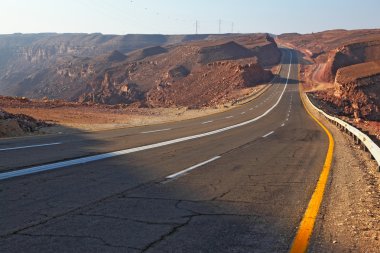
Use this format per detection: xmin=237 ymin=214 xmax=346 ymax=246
xmin=0 ymin=49 xmax=329 ymax=252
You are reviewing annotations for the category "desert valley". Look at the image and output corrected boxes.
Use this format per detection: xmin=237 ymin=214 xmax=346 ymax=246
xmin=0 ymin=30 xmax=378 ymax=144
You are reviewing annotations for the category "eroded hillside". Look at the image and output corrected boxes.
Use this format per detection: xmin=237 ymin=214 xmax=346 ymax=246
xmin=0 ymin=33 xmax=280 ymax=108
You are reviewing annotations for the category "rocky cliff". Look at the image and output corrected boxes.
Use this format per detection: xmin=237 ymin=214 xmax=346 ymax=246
xmin=320 ymin=40 xmax=380 ymax=82
xmin=313 ymin=61 xmax=380 ymax=120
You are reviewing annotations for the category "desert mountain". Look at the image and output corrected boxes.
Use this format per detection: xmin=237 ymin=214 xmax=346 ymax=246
xmin=0 ymin=33 xmax=236 ymax=95
xmin=0 ymin=33 xmax=280 ymax=108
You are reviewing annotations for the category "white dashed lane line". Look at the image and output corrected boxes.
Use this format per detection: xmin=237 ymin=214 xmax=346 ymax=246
xmin=225 ymin=116 xmax=234 ymax=119
xmin=0 ymin=142 xmax=62 ymax=152
xmin=202 ymin=120 xmax=214 ymax=125
xmin=165 ymin=156 xmax=221 ymax=180
xmin=262 ymin=131 xmax=275 ymax=138
xmin=141 ymin=128 xmax=172 ymax=134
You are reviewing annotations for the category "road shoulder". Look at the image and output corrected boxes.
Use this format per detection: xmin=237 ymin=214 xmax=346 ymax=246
xmin=304 ymin=94 xmax=380 ymax=252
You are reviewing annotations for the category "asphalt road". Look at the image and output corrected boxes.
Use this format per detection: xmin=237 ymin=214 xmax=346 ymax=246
xmin=0 ymin=49 xmax=328 ymax=252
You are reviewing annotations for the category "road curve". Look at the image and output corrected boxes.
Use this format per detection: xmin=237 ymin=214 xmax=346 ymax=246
xmin=0 ymin=49 xmax=329 ymax=252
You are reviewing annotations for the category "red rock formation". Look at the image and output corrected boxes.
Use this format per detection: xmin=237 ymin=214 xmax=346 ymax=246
xmin=146 ymin=60 xmax=273 ymax=108
xmin=314 ymin=61 xmax=380 ymax=120
xmin=0 ymin=107 xmax=50 ymax=137
xmin=320 ymin=40 xmax=380 ymax=82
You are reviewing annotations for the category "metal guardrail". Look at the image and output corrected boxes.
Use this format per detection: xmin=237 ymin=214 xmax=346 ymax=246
xmin=304 ymin=93 xmax=380 ymax=171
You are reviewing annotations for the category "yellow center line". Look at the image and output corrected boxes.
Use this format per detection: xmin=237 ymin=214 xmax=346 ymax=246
xmin=290 ymin=63 xmax=335 ymax=253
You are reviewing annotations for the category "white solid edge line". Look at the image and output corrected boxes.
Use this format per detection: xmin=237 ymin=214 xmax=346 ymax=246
xmin=166 ymin=156 xmax=221 ymax=179
xmin=0 ymin=142 xmax=62 ymax=152
xmin=0 ymin=51 xmax=293 ymax=181
xmin=262 ymin=131 xmax=275 ymax=138
xmin=141 ymin=128 xmax=172 ymax=134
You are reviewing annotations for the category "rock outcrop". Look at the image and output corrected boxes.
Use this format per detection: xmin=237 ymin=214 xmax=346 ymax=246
xmin=0 ymin=107 xmax=50 ymax=137
xmin=314 ymin=61 xmax=380 ymax=120
xmin=320 ymin=40 xmax=380 ymax=82
xmin=333 ymin=61 xmax=380 ymax=120
xmin=146 ymin=60 xmax=273 ymax=108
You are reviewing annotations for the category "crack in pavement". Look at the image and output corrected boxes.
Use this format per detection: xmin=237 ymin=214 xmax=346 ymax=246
xmin=211 ymin=188 xmax=233 ymax=201
xmin=141 ymin=211 xmax=260 ymax=252
xmin=0 ymin=180 xmax=158 ymax=238
xmin=141 ymin=215 xmax=193 ymax=252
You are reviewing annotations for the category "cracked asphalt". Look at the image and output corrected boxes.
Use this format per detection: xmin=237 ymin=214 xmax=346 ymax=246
xmin=0 ymin=50 xmax=329 ymax=252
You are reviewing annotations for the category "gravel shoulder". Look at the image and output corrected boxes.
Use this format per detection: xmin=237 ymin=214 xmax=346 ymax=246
xmin=304 ymin=93 xmax=380 ymax=252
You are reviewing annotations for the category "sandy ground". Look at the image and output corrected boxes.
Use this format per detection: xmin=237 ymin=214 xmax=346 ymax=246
xmin=2 ymin=83 xmax=272 ymax=136
xmin=3 ymin=106 xmax=228 ymax=134
xmin=303 ymin=91 xmax=380 ymax=252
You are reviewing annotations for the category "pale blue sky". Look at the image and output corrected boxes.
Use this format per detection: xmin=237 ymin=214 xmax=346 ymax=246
xmin=1 ymin=0 xmax=379 ymax=35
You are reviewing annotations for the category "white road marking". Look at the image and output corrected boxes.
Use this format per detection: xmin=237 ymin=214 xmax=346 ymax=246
xmin=249 ymin=108 xmax=253 ymax=111
xmin=281 ymin=123 xmax=285 ymax=127
xmin=262 ymin=131 xmax=275 ymax=138
xmin=202 ymin=120 xmax=214 ymax=124
xmin=241 ymin=112 xmax=246 ymax=115
xmin=141 ymin=128 xmax=172 ymax=134
xmin=0 ymin=51 xmax=293 ymax=181
xmin=166 ymin=156 xmax=221 ymax=179
xmin=0 ymin=142 xmax=61 ymax=152
xmin=255 ymin=105 xmax=258 ymax=108
xmin=225 ymin=116 xmax=234 ymax=119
